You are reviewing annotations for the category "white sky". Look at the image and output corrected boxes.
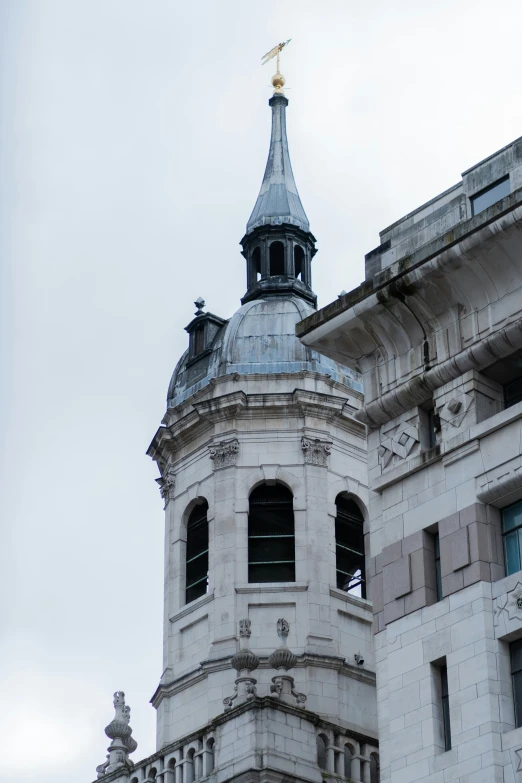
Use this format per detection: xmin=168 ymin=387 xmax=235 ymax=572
xmin=2 ymin=1 xmax=522 ymax=781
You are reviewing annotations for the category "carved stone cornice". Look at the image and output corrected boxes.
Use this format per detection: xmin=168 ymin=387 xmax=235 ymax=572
xmin=476 ymin=455 xmax=522 ymax=504
xmin=297 ymin=199 xmax=522 ymax=428
xmin=147 ymin=387 xmax=364 ymax=468
xmin=209 ymin=438 xmax=239 ymax=469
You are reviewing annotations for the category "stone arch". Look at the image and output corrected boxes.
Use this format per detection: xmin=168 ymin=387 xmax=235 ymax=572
xmin=316 ymin=733 xmax=328 ymax=770
xmin=370 ymin=752 xmax=380 ymax=783
xmin=239 ymin=466 xmax=305 ymax=509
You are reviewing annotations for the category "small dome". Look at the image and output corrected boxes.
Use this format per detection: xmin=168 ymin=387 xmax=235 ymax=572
xmin=167 ymin=296 xmax=362 ymax=407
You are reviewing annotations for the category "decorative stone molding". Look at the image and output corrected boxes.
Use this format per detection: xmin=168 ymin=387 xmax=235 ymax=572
xmin=155 ymin=468 xmax=176 ymax=507
xmin=239 ymin=618 xmax=251 ymax=638
xmin=223 ymin=620 xmax=259 ymax=710
xmin=209 ymin=438 xmax=239 ymax=469
xmin=268 ymin=618 xmax=306 ymax=706
xmin=301 ymin=437 xmax=331 ymax=466
xmin=378 ymin=412 xmax=420 ymax=470
xmin=494 ymin=582 xmax=522 ymax=628
xmin=96 ymin=691 xmax=138 ymax=779
xmin=477 ymin=456 xmax=522 ymax=504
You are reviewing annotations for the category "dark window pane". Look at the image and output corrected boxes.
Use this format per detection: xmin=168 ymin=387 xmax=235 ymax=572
xmin=505 ymin=377 xmax=522 ymax=408
xmin=440 ymin=666 xmax=451 ymax=751
xmin=186 ymin=501 xmax=209 ymax=604
xmin=335 ymin=495 xmax=366 ymax=598
xmin=434 ymin=533 xmax=443 ymax=601
xmin=248 ymin=484 xmax=294 ymax=583
xmin=471 ymin=176 xmax=510 ymax=216
xmin=511 ymin=639 xmax=522 ymax=673
xmin=514 ymin=671 xmax=522 ymax=728
xmin=504 ymin=532 xmax=521 ymax=577
xmin=503 ymin=502 xmax=522 ymax=533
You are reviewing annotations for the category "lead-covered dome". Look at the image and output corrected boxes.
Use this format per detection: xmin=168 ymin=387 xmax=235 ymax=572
xmin=167 ymin=297 xmax=362 ymax=408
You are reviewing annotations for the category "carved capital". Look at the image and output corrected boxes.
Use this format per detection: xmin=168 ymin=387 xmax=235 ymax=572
xmin=209 ymin=438 xmax=239 ymax=469
xmin=301 ymin=437 xmax=331 ymax=466
xmin=156 ymin=469 xmax=176 ymax=507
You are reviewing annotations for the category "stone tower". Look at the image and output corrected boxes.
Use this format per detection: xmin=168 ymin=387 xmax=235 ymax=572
xmin=93 ymin=75 xmax=378 ymax=783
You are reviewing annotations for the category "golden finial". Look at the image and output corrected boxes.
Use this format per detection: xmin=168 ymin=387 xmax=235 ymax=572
xmin=261 ymin=39 xmax=291 ymax=95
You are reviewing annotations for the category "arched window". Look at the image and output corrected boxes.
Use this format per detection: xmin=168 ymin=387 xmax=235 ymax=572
xmin=370 ymin=753 xmax=380 ymax=783
xmin=316 ymin=735 xmax=327 ymax=771
xmin=186 ymin=500 xmax=209 ymax=604
xmin=335 ymin=495 xmax=366 ymax=598
xmin=248 ymin=484 xmax=295 ymax=583
xmin=252 ymin=247 xmax=261 ymax=281
xmin=294 ymin=245 xmax=304 ymax=280
xmin=205 ymin=739 xmax=215 ymax=775
xmin=269 ymin=241 xmax=285 ymax=276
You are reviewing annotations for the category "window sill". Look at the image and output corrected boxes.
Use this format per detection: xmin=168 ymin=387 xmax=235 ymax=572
xmin=168 ymin=591 xmax=214 ymax=624
xmin=329 ymin=586 xmax=373 ymax=614
xmin=235 ymin=582 xmax=308 ymax=594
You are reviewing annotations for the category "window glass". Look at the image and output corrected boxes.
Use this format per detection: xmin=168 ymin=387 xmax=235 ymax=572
xmin=248 ymin=484 xmax=295 ymax=583
xmin=440 ymin=665 xmax=451 ymax=751
xmin=471 ymin=176 xmax=510 ymax=216
xmin=511 ymin=639 xmax=522 ymax=728
xmin=434 ymin=533 xmax=443 ymax=601
xmin=186 ymin=501 xmax=209 ymax=604
xmin=505 ymin=377 xmax=522 ymax=409
xmin=335 ymin=495 xmax=365 ymax=598
xmin=503 ymin=502 xmax=522 ymax=576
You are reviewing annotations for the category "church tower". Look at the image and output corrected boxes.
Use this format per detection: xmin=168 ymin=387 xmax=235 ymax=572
xmin=94 ymin=58 xmax=378 ymax=783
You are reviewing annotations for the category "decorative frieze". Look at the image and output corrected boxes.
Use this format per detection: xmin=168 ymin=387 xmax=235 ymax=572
xmin=209 ymin=438 xmax=239 ymax=469
xmin=301 ymin=437 xmax=331 ymax=466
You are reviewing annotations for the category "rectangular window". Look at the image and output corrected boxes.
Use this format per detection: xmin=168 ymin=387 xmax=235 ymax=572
xmin=505 ymin=377 xmax=522 ymax=409
xmin=511 ymin=639 xmax=522 ymax=728
xmin=434 ymin=533 xmax=443 ymax=602
xmin=471 ymin=175 xmax=510 ymax=216
xmin=502 ymin=501 xmax=522 ymax=577
xmin=440 ymin=665 xmax=451 ymax=751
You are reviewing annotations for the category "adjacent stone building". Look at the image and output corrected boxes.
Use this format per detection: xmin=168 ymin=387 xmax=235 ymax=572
xmin=298 ymin=137 xmax=522 ymax=781
xmin=93 ymin=69 xmax=378 ymax=783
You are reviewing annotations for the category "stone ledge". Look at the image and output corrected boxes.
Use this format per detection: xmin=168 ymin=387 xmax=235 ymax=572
xmin=168 ymin=591 xmax=215 ymax=624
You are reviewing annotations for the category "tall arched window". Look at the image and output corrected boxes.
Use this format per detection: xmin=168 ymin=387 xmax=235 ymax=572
xmin=294 ymin=245 xmax=304 ymax=279
xmin=186 ymin=500 xmax=209 ymax=604
xmin=269 ymin=241 xmax=285 ymax=276
xmin=248 ymin=484 xmax=295 ymax=583
xmin=335 ymin=495 xmax=366 ymax=598
xmin=252 ymin=247 xmax=261 ymax=281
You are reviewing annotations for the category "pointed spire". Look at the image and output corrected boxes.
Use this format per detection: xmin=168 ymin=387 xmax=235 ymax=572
xmin=246 ymin=94 xmax=309 ymax=235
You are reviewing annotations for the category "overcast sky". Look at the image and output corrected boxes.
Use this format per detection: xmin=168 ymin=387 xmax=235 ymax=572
xmin=2 ymin=1 xmax=522 ymax=781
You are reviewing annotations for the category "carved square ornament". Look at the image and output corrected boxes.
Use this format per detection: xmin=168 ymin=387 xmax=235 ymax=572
xmin=509 ymin=745 xmax=522 ymax=780
xmin=508 ymin=583 xmax=522 ymax=621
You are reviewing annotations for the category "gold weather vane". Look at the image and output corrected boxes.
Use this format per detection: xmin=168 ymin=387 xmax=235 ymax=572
xmin=261 ymin=39 xmax=291 ymax=95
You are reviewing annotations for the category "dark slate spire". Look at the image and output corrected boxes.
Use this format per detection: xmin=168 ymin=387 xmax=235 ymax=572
xmin=246 ymin=94 xmax=309 ymax=234
xmin=240 ymin=92 xmax=317 ymax=308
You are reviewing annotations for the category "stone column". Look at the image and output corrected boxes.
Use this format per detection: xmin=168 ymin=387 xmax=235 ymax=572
xmin=261 ymin=238 xmax=269 ymax=278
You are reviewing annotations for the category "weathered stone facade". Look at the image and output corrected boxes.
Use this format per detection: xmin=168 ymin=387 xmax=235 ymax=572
xmin=299 ymin=135 xmax=522 ymax=782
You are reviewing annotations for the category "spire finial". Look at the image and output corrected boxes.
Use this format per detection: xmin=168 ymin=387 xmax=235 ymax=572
xmin=262 ymin=39 xmax=291 ymax=95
